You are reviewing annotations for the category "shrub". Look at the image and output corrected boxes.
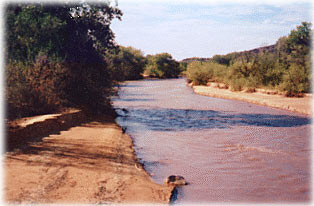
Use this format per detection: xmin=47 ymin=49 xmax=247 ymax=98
xmin=279 ymin=63 xmax=311 ymax=96
xmin=186 ymin=62 xmax=211 ymax=85
xmin=229 ymin=78 xmax=246 ymax=91
xmin=186 ymin=61 xmax=227 ymax=85
xmin=185 ymin=22 xmax=312 ymax=95
xmin=144 ymin=53 xmax=181 ymax=78
xmin=105 ymin=46 xmax=146 ymax=81
xmin=6 ymin=61 xmax=67 ymax=120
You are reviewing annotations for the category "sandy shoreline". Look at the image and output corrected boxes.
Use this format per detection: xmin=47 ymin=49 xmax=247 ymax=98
xmin=192 ymin=84 xmax=312 ymax=116
xmin=4 ymin=110 xmax=174 ymax=204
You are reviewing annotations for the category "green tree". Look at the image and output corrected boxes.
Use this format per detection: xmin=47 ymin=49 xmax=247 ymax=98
xmin=5 ymin=2 xmax=122 ymax=119
xmin=105 ymin=46 xmax=146 ymax=81
xmin=275 ymin=22 xmax=312 ymax=94
xmin=185 ymin=22 xmax=312 ymax=95
xmin=287 ymin=22 xmax=312 ymax=66
xmin=288 ymin=22 xmax=312 ymax=47
xmin=144 ymin=53 xmax=181 ymax=78
xmin=186 ymin=61 xmax=227 ymax=86
xmin=275 ymin=36 xmax=290 ymax=66
xmin=6 ymin=4 xmax=66 ymax=63
xmin=280 ymin=63 xmax=311 ymax=96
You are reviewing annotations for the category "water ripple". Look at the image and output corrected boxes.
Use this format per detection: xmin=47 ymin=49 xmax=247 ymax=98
xmin=116 ymin=108 xmax=311 ymax=131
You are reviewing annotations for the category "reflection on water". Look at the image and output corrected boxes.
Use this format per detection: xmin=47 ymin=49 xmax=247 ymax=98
xmin=113 ymin=78 xmax=311 ymax=204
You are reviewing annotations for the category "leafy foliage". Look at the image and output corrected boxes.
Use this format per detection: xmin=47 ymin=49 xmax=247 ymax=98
xmin=186 ymin=22 xmax=312 ymax=96
xmin=5 ymin=2 xmax=122 ymax=119
xmin=186 ymin=62 xmax=227 ymax=85
xmin=280 ymin=63 xmax=311 ymax=96
xmin=144 ymin=53 xmax=181 ymax=78
xmin=105 ymin=46 xmax=146 ymax=81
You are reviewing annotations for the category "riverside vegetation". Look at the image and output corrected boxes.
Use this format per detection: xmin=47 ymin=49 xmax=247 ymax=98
xmin=5 ymin=2 xmax=311 ymax=121
xmin=6 ymin=2 xmax=122 ymax=120
xmin=5 ymin=2 xmax=183 ymax=120
xmin=184 ymin=22 xmax=312 ymax=97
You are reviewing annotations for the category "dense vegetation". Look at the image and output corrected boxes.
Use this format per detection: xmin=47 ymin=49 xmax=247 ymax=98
xmin=144 ymin=53 xmax=182 ymax=78
xmin=5 ymin=3 xmax=183 ymax=120
xmin=105 ymin=46 xmax=146 ymax=81
xmin=186 ymin=22 xmax=312 ymax=96
xmin=6 ymin=3 xmax=310 ymax=120
xmin=5 ymin=2 xmax=123 ymax=119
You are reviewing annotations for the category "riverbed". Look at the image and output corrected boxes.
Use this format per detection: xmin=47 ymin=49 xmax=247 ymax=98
xmin=112 ymin=78 xmax=311 ymax=204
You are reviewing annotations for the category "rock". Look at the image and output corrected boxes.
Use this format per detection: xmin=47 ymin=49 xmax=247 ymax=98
xmin=122 ymin=108 xmax=129 ymax=113
xmin=164 ymin=175 xmax=187 ymax=186
xmin=121 ymin=127 xmax=127 ymax=133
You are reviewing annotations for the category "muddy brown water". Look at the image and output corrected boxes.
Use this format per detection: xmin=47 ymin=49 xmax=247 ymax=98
xmin=112 ymin=78 xmax=311 ymax=204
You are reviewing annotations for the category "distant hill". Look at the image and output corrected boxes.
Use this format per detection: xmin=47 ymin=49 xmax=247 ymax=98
xmin=181 ymin=44 xmax=275 ymax=63
xmin=244 ymin=44 xmax=275 ymax=55
xmin=181 ymin=57 xmax=211 ymax=63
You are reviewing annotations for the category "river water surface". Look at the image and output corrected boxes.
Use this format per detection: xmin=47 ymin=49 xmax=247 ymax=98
xmin=112 ymin=78 xmax=311 ymax=204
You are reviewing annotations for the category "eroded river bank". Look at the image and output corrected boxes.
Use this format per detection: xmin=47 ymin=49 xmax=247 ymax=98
xmin=113 ymin=78 xmax=312 ymax=204
xmin=5 ymin=111 xmax=173 ymax=204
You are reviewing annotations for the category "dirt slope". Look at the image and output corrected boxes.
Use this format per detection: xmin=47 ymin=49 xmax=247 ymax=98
xmin=4 ymin=113 xmax=173 ymax=204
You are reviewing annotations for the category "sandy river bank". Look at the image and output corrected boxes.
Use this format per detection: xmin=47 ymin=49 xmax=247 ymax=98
xmin=4 ymin=110 xmax=174 ymax=204
xmin=192 ymin=85 xmax=312 ymax=116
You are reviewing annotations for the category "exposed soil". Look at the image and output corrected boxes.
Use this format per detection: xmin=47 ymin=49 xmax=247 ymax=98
xmin=192 ymin=84 xmax=312 ymax=116
xmin=4 ymin=111 xmax=174 ymax=204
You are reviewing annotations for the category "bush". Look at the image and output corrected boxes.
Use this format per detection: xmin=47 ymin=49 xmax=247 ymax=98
xmin=186 ymin=61 xmax=227 ymax=85
xmin=6 ymin=61 xmax=67 ymax=120
xmin=229 ymin=77 xmax=246 ymax=91
xmin=6 ymin=63 xmax=33 ymax=119
xmin=279 ymin=63 xmax=311 ymax=96
xmin=186 ymin=62 xmax=210 ymax=85
xmin=6 ymin=57 xmax=115 ymax=120
xmin=144 ymin=53 xmax=181 ymax=78
xmin=185 ymin=22 xmax=312 ymax=95
xmin=105 ymin=46 xmax=146 ymax=81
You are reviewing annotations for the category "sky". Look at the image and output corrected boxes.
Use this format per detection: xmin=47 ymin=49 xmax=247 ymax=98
xmin=111 ymin=0 xmax=313 ymax=61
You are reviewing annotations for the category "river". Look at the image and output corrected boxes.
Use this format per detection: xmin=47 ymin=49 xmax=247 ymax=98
xmin=112 ymin=78 xmax=311 ymax=204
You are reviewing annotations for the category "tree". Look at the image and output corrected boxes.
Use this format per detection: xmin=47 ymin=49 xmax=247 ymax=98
xmin=276 ymin=22 xmax=312 ymax=94
xmin=105 ymin=46 xmax=146 ymax=81
xmin=6 ymin=4 xmax=67 ymax=63
xmin=275 ymin=36 xmax=290 ymax=66
xmin=144 ymin=53 xmax=181 ymax=78
xmin=287 ymin=22 xmax=312 ymax=66
xmin=288 ymin=22 xmax=312 ymax=47
xmin=6 ymin=2 xmax=122 ymax=63
xmin=5 ymin=2 xmax=123 ymax=119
